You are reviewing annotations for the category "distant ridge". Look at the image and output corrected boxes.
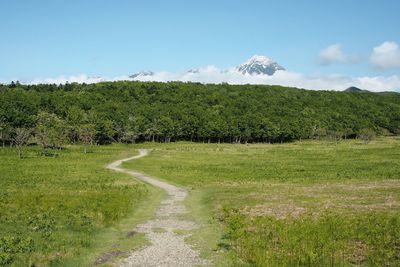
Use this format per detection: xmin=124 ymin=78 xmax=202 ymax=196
xmin=344 ymin=86 xmax=369 ymax=92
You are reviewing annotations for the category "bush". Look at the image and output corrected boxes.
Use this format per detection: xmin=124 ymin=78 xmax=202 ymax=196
xmin=0 ymin=252 xmax=13 ymax=266
xmin=359 ymin=129 xmax=376 ymax=144
xmin=0 ymin=236 xmax=35 ymax=266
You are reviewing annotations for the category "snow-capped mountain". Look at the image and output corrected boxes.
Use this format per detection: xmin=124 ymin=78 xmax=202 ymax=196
xmin=129 ymin=55 xmax=285 ymax=80
xmin=236 ymin=55 xmax=285 ymax=75
xmin=186 ymin=69 xmax=200 ymax=74
xmin=129 ymin=71 xmax=154 ymax=79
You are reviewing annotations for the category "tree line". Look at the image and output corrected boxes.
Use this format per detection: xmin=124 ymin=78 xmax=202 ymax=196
xmin=1 ymin=81 xmax=399 ymax=155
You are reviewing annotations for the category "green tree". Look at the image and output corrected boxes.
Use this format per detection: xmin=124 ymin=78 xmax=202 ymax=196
xmin=121 ymin=116 xmax=142 ymax=143
xmin=78 ymin=124 xmax=96 ymax=153
xmin=0 ymin=120 xmax=11 ymax=147
xmin=1 ymin=81 xmax=400 ymax=145
xmin=359 ymin=129 xmax=376 ymax=144
xmin=158 ymin=116 xmax=175 ymax=143
xmin=35 ymin=111 xmax=68 ymax=149
xmin=66 ymin=106 xmax=86 ymax=143
xmin=12 ymin=128 xmax=31 ymax=159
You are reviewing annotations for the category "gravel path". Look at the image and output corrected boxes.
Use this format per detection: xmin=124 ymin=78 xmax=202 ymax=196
xmin=106 ymin=149 xmax=204 ymax=267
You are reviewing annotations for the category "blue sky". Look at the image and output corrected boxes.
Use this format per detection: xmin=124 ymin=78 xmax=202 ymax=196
xmin=1 ymin=0 xmax=400 ymax=90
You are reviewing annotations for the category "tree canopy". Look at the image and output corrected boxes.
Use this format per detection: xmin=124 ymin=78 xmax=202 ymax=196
xmin=0 ymin=81 xmax=399 ymax=145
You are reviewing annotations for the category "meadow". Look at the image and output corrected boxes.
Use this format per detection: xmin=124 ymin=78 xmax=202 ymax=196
xmin=123 ymin=137 xmax=400 ymax=266
xmin=1 ymin=138 xmax=399 ymax=266
xmin=0 ymin=144 xmax=163 ymax=266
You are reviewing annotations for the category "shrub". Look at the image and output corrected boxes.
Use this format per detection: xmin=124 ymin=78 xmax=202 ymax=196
xmin=359 ymin=129 xmax=376 ymax=144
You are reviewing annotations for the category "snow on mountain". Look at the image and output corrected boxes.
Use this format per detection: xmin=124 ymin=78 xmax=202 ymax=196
xmin=236 ymin=55 xmax=285 ymax=75
xmin=129 ymin=71 xmax=154 ymax=79
xmin=186 ymin=69 xmax=200 ymax=74
xmin=129 ymin=55 xmax=285 ymax=80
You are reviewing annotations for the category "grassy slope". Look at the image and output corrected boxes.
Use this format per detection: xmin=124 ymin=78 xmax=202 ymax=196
xmin=0 ymin=144 xmax=163 ymax=266
xmin=123 ymin=138 xmax=400 ymax=266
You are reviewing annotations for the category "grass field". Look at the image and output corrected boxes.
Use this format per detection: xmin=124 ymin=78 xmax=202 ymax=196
xmin=123 ymin=138 xmax=400 ymax=266
xmin=1 ymin=138 xmax=399 ymax=266
xmin=0 ymin=144 xmax=164 ymax=266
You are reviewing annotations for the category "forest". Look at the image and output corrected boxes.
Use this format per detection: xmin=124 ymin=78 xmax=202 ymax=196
xmin=1 ymin=81 xmax=400 ymax=150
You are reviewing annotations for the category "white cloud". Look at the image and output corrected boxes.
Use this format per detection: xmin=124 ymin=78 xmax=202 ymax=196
xmin=318 ymin=44 xmax=360 ymax=65
xmin=8 ymin=67 xmax=400 ymax=93
xmin=127 ymin=68 xmax=400 ymax=92
xmin=370 ymin=41 xmax=400 ymax=69
xmin=319 ymin=44 xmax=347 ymax=64
xmin=30 ymin=74 xmax=107 ymax=85
xmin=356 ymin=75 xmax=400 ymax=91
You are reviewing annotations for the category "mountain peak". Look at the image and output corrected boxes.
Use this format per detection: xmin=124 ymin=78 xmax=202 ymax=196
xmin=129 ymin=71 xmax=154 ymax=79
xmin=237 ymin=55 xmax=285 ymax=75
xmin=245 ymin=55 xmax=274 ymax=65
xmin=344 ymin=86 xmax=369 ymax=93
xmin=187 ymin=69 xmax=200 ymax=74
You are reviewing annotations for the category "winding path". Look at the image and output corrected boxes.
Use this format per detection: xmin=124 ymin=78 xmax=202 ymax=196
xmin=106 ymin=149 xmax=204 ymax=267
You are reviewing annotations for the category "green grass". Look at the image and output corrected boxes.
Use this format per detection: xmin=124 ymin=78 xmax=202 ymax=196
xmin=123 ymin=137 xmax=400 ymax=266
xmin=125 ymin=138 xmax=400 ymax=185
xmin=2 ymin=138 xmax=399 ymax=266
xmin=0 ymin=144 xmax=163 ymax=266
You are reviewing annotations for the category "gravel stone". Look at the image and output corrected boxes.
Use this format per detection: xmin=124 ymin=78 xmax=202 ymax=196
xmin=107 ymin=150 xmax=205 ymax=267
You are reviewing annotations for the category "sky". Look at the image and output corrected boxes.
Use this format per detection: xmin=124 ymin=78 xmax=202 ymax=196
xmin=1 ymin=0 xmax=400 ymax=91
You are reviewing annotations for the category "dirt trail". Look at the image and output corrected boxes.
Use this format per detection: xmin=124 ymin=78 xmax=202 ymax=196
xmin=106 ymin=149 xmax=204 ymax=267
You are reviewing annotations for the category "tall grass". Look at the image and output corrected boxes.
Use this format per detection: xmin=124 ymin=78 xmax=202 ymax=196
xmin=223 ymin=210 xmax=400 ymax=266
xmin=125 ymin=138 xmax=400 ymax=266
xmin=0 ymin=145 xmax=148 ymax=266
